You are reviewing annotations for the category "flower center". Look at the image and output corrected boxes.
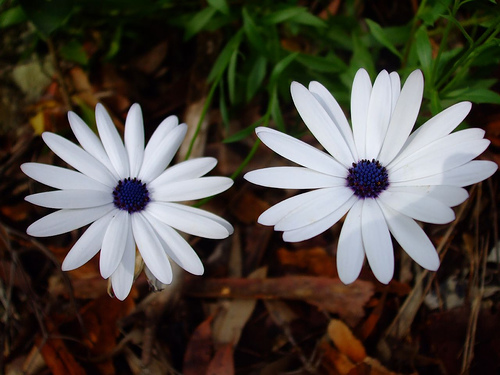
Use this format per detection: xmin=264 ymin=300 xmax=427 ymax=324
xmin=113 ymin=177 xmax=150 ymax=213
xmin=346 ymin=159 xmax=389 ymax=199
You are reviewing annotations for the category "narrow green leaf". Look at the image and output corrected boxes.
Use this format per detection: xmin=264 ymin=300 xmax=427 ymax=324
xmin=223 ymin=117 xmax=265 ymax=143
xmin=445 ymin=88 xmax=500 ymax=104
xmin=242 ymin=7 xmax=266 ymax=53
xmin=415 ymin=26 xmax=432 ymax=82
xmin=296 ymin=53 xmax=347 ymax=73
xmin=269 ymin=52 xmax=299 ymax=84
xmin=184 ymin=6 xmax=217 ymax=40
xmin=365 ymin=19 xmax=402 ymax=59
xmin=218 ymin=79 xmax=230 ymax=128
xmin=0 ymin=6 xmax=27 ymax=28
xmin=227 ymin=49 xmax=238 ymax=104
xmin=270 ymin=87 xmax=285 ymax=131
xmin=289 ymin=11 xmax=327 ymax=28
xmin=207 ymin=0 xmax=229 ymax=15
xmin=207 ymin=29 xmax=243 ymax=83
xmin=246 ymin=56 xmax=267 ymax=102
xmin=263 ymin=6 xmax=306 ymax=24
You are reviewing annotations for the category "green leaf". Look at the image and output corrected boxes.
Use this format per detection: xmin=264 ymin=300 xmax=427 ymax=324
xmin=242 ymin=7 xmax=266 ymax=53
xmin=227 ymin=49 xmax=238 ymax=104
xmin=219 ymin=79 xmax=230 ymax=128
xmin=19 ymin=0 xmax=73 ymax=38
xmin=270 ymin=87 xmax=285 ymax=131
xmin=289 ymin=11 xmax=327 ymax=28
xmin=350 ymin=33 xmax=376 ymax=77
xmin=415 ymin=25 xmax=432 ymax=82
xmin=60 ymin=40 xmax=88 ymax=65
xmin=105 ymin=26 xmax=123 ymax=61
xmin=296 ymin=53 xmax=347 ymax=73
xmin=207 ymin=0 xmax=229 ymax=15
xmin=223 ymin=117 xmax=265 ymax=143
xmin=264 ymin=6 xmax=306 ymax=24
xmin=417 ymin=0 xmax=451 ymax=26
xmin=207 ymin=29 xmax=243 ymax=83
xmin=445 ymin=88 xmax=500 ymax=104
xmin=184 ymin=6 xmax=217 ymax=40
xmin=0 ymin=6 xmax=27 ymax=28
xmin=365 ymin=19 xmax=402 ymax=59
xmin=246 ymin=56 xmax=267 ymax=102
xmin=269 ymin=52 xmax=299 ymax=84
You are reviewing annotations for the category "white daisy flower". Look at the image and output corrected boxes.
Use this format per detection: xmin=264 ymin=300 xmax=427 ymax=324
xmin=244 ymin=69 xmax=497 ymax=284
xmin=22 ymin=103 xmax=234 ymax=300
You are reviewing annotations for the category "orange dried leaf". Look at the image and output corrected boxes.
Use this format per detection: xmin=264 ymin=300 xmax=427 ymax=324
xmin=277 ymin=247 xmax=336 ymax=277
xmin=328 ymin=319 xmax=367 ymax=363
xmin=206 ymin=343 xmax=234 ymax=375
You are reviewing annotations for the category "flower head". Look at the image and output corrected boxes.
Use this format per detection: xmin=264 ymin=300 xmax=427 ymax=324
xmin=244 ymin=69 xmax=497 ymax=284
xmin=22 ymin=103 xmax=233 ymax=300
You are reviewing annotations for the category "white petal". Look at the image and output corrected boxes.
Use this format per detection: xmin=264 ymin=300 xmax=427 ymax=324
xmin=68 ymin=111 xmax=119 ymax=179
xmin=351 ymin=68 xmax=372 ymax=159
xmin=379 ymin=202 xmax=440 ymax=271
xmin=275 ymin=187 xmax=353 ymax=231
xmin=151 ymin=177 xmax=233 ymax=202
xmin=365 ymin=70 xmax=392 ymax=158
xmin=143 ymin=115 xmax=179 ymax=160
xmin=362 ymin=199 xmax=394 ymax=284
xmin=139 ymin=123 xmax=187 ymax=183
xmin=167 ymin=202 xmax=234 ymax=235
xmin=42 ymin=132 xmax=117 ymax=187
xmin=259 ymin=189 xmax=330 ymax=226
xmin=387 ymin=185 xmax=468 ymax=207
xmin=100 ymin=211 xmax=129 ymax=278
xmin=395 ymin=102 xmax=472 ymax=162
xmin=95 ymin=103 xmax=129 ymax=178
xmin=149 ymin=157 xmax=217 ymax=188
xmin=389 ymin=132 xmax=490 ymax=182
xmin=308 ymin=81 xmax=358 ymax=160
xmin=21 ymin=163 xmax=109 ymax=191
xmin=143 ymin=212 xmax=204 ymax=275
xmin=146 ymin=202 xmax=231 ymax=239
xmin=244 ymin=167 xmax=345 ymax=189
xmin=282 ymin=195 xmax=356 ymax=242
xmin=27 ymin=204 xmax=115 ymax=237
xmin=110 ymin=229 xmax=136 ymax=301
xmin=336 ymin=199 xmax=365 ymax=284
xmin=378 ymin=190 xmax=455 ymax=224
xmin=124 ymin=103 xmax=145 ymax=177
xmin=25 ymin=190 xmax=112 ymax=209
xmin=131 ymin=213 xmax=172 ymax=284
xmin=390 ymin=160 xmax=497 ymax=187
xmin=255 ymin=127 xmax=347 ymax=177
xmin=379 ymin=70 xmax=423 ymax=164
xmin=61 ymin=211 xmax=114 ymax=271
xmin=389 ymin=72 xmax=400 ymax=113
xmin=291 ymin=81 xmax=354 ymax=166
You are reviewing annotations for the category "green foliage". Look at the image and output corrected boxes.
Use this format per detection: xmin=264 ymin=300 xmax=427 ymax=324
xmin=1 ymin=0 xmax=499 ymax=176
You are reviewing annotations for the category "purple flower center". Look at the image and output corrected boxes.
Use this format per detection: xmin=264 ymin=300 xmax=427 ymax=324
xmin=113 ymin=177 xmax=150 ymax=213
xmin=347 ymin=159 xmax=389 ymax=198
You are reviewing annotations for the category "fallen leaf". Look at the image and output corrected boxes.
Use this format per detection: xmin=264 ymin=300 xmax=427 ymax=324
xmin=277 ymin=247 xmax=336 ymax=277
xmin=206 ymin=343 xmax=234 ymax=375
xmin=185 ymin=276 xmax=374 ymax=326
xmin=328 ymin=319 xmax=367 ymax=363
xmin=183 ymin=316 xmax=214 ymax=375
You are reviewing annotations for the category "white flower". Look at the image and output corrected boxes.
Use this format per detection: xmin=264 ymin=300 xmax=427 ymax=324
xmin=244 ymin=69 xmax=497 ymax=284
xmin=22 ymin=103 xmax=233 ymax=300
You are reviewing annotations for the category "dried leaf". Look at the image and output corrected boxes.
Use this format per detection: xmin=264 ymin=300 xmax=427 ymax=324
xmin=206 ymin=343 xmax=234 ymax=375
xmin=36 ymin=336 xmax=86 ymax=375
xmin=277 ymin=247 xmax=335 ymax=277
xmin=328 ymin=319 xmax=367 ymax=363
xmin=183 ymin=316 xmax=214 ymax=375
xmin=185 ymin=276 xmax=373 ymax=326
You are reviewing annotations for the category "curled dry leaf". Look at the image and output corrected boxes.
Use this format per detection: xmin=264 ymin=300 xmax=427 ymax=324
xmin=328 ymin=319 xmax=367 ymax=363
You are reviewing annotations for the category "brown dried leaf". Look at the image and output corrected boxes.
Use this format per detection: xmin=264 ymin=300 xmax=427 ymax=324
xmin=277 ymin=247 xmax=335 ymax=277
xmin=183 ymin=316 xmax=214 ymax=375
xmin=328 ymin=319 xmax=367 ymax=363
xmin=36 ymin=336 xmax=86 ymax=375
xmin=185 ymin=276 xmax=374 ymax=326
xmin=206 ymin=343 xmax=234 ymax=375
